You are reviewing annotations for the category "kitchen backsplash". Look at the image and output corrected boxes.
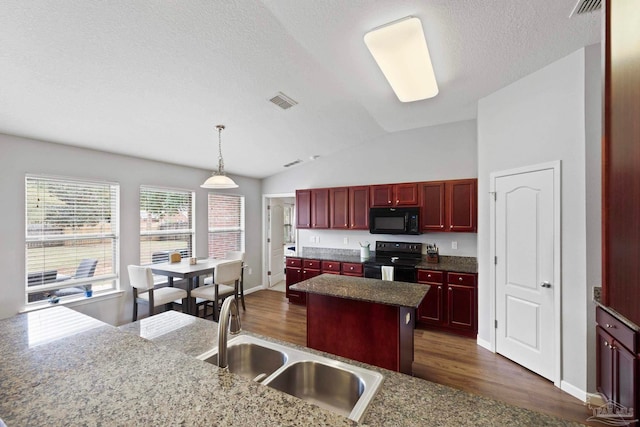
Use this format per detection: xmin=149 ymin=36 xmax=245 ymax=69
xmin=296 ymin=229 xmax=477 ymax=257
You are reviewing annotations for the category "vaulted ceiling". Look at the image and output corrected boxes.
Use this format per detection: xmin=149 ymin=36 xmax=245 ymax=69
xmin=0 ymin=1 xmax=600 ymax=178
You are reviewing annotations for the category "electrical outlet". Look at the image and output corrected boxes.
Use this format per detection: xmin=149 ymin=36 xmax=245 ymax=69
xmin=343 ymin=237 xmax=349 ymax=245
xmin=315 ymin=235 xmax=320 ymax=243
xmin=309 ymin=236 xmax=315 ymax=243
xmin=452 ymin=241 xmax=458 ymax=250
xmin=247 ymin=268 xmax=252 ymax=275
xmin=592 ymin=286 xmax=602 ymax=302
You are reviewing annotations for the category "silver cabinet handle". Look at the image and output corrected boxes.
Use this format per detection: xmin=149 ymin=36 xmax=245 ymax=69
xmin=458 ymin=277 xmax=463 ymax=282
xmin=605 ymin=323 xmax=616 ymax=329
xmin=541 ymin=281 xmax=551 ymax=288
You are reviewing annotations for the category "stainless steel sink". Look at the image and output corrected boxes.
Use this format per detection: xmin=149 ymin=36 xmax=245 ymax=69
xmin=197 ymin=335 xmax=384 ymax=423
xmin=265 ymin=361 xmax=365 ymax=419
xmin=198 ymin=335 xmax=287 ymax=382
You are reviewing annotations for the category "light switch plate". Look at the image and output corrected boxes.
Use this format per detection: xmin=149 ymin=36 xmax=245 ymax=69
xmin=452 ymin=241 xmax=458 ymax=250
xmin=592 ymin=286 xmax=602 ymax=302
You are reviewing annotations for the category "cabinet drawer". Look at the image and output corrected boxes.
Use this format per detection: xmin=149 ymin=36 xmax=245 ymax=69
xmin=303 ymin=259 xmax=321 ymax=269
xmin=321 ymin=261 xmax=341 ymax=272
xmin=342 ymin=263 xmax=363 ymax=275
xmin=448 ymin=272 xmax=476 ymax=287
xmin=417 ymin=270 xmax=444 ymax=284
xmin=597 ymin=307 xmax=637 ymax=352
xmin=286 ymin=257 xmax=302 ymax=267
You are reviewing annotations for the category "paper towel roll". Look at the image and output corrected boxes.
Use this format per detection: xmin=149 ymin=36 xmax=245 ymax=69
xmin=381 ymin=266 xmax=394 ymax=281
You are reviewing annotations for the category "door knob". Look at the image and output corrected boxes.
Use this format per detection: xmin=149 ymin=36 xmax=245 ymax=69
xmin=541 ymin=281 xmax=552 ymax=288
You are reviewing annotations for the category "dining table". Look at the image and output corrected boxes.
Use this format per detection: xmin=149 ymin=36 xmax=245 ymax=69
xmin=150 ymin=258 xmax=229 ymax=315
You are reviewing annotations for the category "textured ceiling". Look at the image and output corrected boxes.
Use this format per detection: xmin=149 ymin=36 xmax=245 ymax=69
xmin=0 ymin=0 xmax=600 ymax=178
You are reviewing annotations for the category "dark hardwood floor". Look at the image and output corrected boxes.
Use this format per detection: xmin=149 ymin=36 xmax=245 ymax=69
xmin=236 ymin=289 xmax=596 ymax=426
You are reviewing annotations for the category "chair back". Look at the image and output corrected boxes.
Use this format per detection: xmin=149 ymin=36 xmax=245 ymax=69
xmin=214 ymin=260 xmax=242 ymax=286
xmin=75 ymin=259 xmax=98 ymax=278
xmin=128 ymin=265 xmax=155 ymax=291
xmin=225 ymin=251 xmax=245 ymax=262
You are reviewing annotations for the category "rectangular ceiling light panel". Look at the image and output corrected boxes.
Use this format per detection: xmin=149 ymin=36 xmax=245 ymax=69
xmin=364 ymin=16 xmax=438 ymax=102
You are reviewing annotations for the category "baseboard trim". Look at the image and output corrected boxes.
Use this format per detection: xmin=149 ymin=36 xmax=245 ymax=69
xmin=561 ymin=380 xmax=587 ymax=402
xmin=476 ymin=336 xmax=493 ymax=352
xmin=244 ymin=286 xmax=263 ymax=295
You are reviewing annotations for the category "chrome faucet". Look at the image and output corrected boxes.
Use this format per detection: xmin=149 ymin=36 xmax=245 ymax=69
xmin=217 ymin=297 xmax=242 ymax=368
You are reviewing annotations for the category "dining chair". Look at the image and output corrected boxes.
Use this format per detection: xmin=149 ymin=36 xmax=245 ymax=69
xmin=128 ymin=265 xmax=188 ymax=321
xmin=225 ymin=251 xmax=246 ymax=311
xmin=191 ymin=259 xmax=242 ymax=321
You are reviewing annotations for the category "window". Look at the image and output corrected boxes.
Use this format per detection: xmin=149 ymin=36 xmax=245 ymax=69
xmin=140 ymin=186 xmax=194 ymax=265
xmin=25 ymin=175 xmax=119 ymax=303
xmin=208 ymin=193 xmax=244 ymax=259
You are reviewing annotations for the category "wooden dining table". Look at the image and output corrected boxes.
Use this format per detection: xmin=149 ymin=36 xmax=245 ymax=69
xmin=150 ymin=258 xmax=229 ymax=315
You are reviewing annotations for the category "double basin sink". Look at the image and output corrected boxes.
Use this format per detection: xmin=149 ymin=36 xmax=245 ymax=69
xmin=196 ymin=335 xmax=384 ymax=423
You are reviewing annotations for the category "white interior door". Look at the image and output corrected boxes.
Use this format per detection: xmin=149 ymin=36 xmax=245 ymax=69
xmin=493 ymin=163 xmax=559 ymax=383
xmin=268 ymin=199 xmax=285 ymax=286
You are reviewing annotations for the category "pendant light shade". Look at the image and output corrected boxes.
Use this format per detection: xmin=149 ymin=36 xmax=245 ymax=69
xmin=201 ymin=124 xmax=238 ymax=189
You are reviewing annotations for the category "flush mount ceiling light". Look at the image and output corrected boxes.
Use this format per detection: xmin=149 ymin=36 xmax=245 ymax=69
xmin=364 ymin=16 xmax=438 ymax=102
xmin=201 ymin=124 xmax=238 ymax=189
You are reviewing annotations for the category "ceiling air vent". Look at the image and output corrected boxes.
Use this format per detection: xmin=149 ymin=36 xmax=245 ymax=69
xmin=269 ymin=92 xmax=298 ymax=110
xmin=283 ymin=159 xmax=302 ymax=168
xmin=570 ymin=0 xmax=601 ymax=17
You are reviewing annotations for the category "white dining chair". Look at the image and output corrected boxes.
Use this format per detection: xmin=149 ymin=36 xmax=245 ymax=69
xmin=191 ymin=259 xmax=242 ymax=321
xmin=225 ymin=251 xmax=246 ymax=310
xmin=128 ymin=265 xmax=188 ymax=321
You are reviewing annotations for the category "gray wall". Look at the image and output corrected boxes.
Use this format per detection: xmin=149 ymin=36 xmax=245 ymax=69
xmin=263 ymin=120 xmax=479 ymax=256
xmin=477 ymin=46 xmax=601 ymax=397
xmin=0 ymin=133 xmax=263 ymax=325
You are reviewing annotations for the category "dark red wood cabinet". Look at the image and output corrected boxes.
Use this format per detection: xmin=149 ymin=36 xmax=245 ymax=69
xmin=370 ymin=183 xmax=419 ymax=207
xmin=446 ymin=179 xmax=477 ymax=232
xmin=417 ymin=269 xmax=477 ymax=337
xmin=321 ymin=260 xmax=341 ymax=275
xmin=342 ymin=262 xmax=363 ymax=277
xmin=329 ymin=187 xmax=349 ymax=229
xmin=285 ymin=257 xmax=305 ymax=304
xmin=420 ymin=182 xmax=446 ymax=231
xmin=596 ymin=307 xmax=638 ymax=413
xmin=296 ymin=189 xmax=329 ymax=229
xmin=348 ymin=186 xmax=369 ymax=230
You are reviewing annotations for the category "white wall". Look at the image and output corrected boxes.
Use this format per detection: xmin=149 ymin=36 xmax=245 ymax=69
xmin=263 ymin=120 xmax=479 ymax=256
xmin=0 ymin=133 xmax=263 ymax=325
xmin=477 ymin=46 xmax=601 ymax=396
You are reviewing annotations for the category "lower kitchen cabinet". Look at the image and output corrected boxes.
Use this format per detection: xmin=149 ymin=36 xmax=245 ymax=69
xmin=286 ymin=257 xmax=364 ymax=305
xmin=417 ymin=269 xmax=477 ymax=337
xmin=285 ymin=257 xmax=305 ymax=304
xmin=596 ymin=307 xmax=638 ymax=414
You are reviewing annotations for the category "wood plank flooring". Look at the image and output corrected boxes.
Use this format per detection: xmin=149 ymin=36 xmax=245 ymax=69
xmin=237 ymin=289 xmax=596 ymax=426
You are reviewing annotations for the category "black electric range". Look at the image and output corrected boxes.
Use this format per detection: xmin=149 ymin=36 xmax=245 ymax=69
xmin=363 ymin=241 xmax=422 ymax=283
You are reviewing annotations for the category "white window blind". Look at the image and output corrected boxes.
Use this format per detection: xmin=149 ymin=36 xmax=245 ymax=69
xmin=25 ymin=175 xmax=119 ymax=303
xmin=208 ymin=193 xmax=244 ymax=259
xmin=140 ymin=186 xmax=194 ymax=265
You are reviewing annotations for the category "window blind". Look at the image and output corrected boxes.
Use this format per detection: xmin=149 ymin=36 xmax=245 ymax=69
xmin=25 ymin=175 xmax=119 ymax=302
xmin=208 ymin=193 xmax=245 ymax=259
xmin=140 ymin=186 xmax=194 ymax=265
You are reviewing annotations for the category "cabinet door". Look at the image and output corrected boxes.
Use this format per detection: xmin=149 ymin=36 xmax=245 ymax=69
xmin=370 ymin=185 xmax=394 ymax=207
xmin=447 ymin=284 xmax=475 ymax=331
xmin=285 ymin=266 xmax=306 ymax=304
xmin=394 ymin=183 xmax=419 ymax=206
xmin=418 ymin=284 xmax=445 ymax=325
xmin=302 ymin=268 xmax=321 ymax=281
xmin=420 ymin=182 xmax=446 ymax=231
xmin=597 ymin=326 xmax=615 ymax=401
xmin=447 ymin=179 xmax=477 ymax=232
xmin=616 ymin=341 xmax=637 ymax=412
xmin=349 ymin=186 xmax=369 ymax=229
xmin=311 ymin=189 xmax=329 ymax=228
xmin=295 ymin=190 xmax=311 ymax=229
xmin=329 ymin=187 xmax=349 ymax=229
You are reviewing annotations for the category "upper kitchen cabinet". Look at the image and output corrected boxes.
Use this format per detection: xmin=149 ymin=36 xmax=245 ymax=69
xmin=370 ymin=183 xmax=419 ymax=207
xmin=330 ymin=186 xmax=369 ymax=230
xmin=296 ymin=189 xmax=311 ymax=229
xmin=420 ymin=182 xmax=446 ymax=231
xmin=296 ymin=188 xmax=329 ymax=229
xmin=446 ymin=179 xmax=477 ymax=232
xmin=329 ymin=187 xmax=349 ymax=229
xmin=348 ymin=186 xmax=369 ymax=230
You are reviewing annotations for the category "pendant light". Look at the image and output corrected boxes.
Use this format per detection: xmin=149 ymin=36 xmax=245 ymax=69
xmin=201 ymin=124 xmax=239 ymax=189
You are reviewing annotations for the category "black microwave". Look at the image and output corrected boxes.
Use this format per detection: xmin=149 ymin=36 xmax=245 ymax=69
xmin=369 ymin=207 xmax=420 ymax=235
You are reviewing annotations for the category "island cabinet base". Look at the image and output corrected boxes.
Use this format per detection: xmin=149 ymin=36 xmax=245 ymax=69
xmin=306 ymin=293 xmax=415 ymax=375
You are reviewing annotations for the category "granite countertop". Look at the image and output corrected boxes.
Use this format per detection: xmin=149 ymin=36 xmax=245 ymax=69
xmin=294 ymin=249 xmax=478 ymax=274
xmin=290 ymin=274 xmax=429 ymax=308
xmin=0 ymin=307 xmax=583 ymax=426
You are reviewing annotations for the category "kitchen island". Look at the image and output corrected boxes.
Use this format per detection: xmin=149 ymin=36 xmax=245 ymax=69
xmin=0 ymin=307 xmax=580 ymax=426
xmin=290 ymin=274 xmax=428 ymax=375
